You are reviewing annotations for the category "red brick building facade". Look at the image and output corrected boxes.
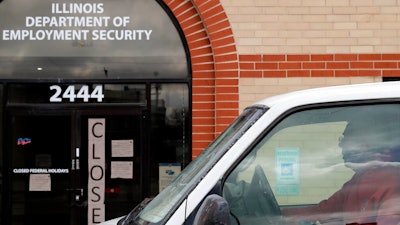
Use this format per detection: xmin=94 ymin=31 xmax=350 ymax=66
xmin=162 ymin=0 xmax=400 ymax=158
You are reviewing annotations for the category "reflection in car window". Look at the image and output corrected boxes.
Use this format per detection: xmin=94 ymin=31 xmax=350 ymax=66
xmin=223 ymin=104 xmax=400 ymax=225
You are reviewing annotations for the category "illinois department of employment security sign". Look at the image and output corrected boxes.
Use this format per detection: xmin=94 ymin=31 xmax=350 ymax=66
xmin=2 ymin=2 xmax=152 ymax=41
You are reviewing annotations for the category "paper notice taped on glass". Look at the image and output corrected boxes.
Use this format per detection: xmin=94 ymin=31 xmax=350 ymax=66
xmin=111 ymin=139 xmax=134 ymax=157
xmin=29 ymin=174 xmax=51 ymax=191
xmin=111 ymin=161 xmax=133 ymax=179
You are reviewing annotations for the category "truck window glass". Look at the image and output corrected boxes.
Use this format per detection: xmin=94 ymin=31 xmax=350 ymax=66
xmin=223 ymin=103 xmax=400 ymax=225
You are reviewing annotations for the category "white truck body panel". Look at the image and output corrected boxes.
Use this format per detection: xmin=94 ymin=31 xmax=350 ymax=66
xmin=101 ymin=81 xmax=400 ymax=225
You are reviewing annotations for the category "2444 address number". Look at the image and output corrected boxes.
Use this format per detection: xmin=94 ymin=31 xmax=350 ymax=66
xmin=50 ymin=85 xmax=104 ymax=102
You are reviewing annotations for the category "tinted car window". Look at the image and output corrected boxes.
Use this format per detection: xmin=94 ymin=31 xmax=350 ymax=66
xmin=223 ymin=103 xmax=400 ymax=225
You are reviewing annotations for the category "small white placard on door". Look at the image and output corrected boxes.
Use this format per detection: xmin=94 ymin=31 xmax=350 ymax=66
xmin=275 ymin=147 xmax=300 ymax=195
xmin=159 ymin=163 xmax=181 ymax=192
xmin=111 ymin=161 xmax=133 ymax=179
xmin=29 ymin=174 xmax=51 ymax=191
xmin=111 ymin=139 xmax=134 ymax=157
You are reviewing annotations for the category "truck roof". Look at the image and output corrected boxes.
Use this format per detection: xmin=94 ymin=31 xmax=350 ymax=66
xmin=253 ymin=81 xmax=400 ymax=109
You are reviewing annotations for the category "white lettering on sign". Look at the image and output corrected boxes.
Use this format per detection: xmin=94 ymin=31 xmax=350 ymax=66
xmin=13 ymin=168 xmax=69 ymax=174
xmin=2 ymin=2 xmax=153 ymax=41
xmin=49 ymin=85 xmax=104 ymax=103
xmin=3 ymin=29 xmax=152 ymax=41
xmin=25 ymin=16 xmax=111 ymax=27
xmin=51 ymin=3 xmax=105 ymax=14
xmin=88 ymin=119 xmax=105 ymax=225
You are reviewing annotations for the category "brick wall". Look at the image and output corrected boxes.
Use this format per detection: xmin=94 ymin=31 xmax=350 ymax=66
xmin=238 ymin=53 xmax=400 ymax=111
xmin=164 ymin=0 xmax=400 ymax=158
xmin=239 ymin=76 xmax=380 ymax=112
xmin=163 ymin=0 xmax=240 ymax=158
xmin=220 ymin=0 xmax=400 ymax=54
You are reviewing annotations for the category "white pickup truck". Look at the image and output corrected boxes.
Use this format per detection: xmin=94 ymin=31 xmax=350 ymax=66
xmin=101 ymin=81 xmax=400 ymax=225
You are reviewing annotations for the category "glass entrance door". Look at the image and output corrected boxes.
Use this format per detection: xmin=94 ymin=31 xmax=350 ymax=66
xmin=79 ymin=110 xmax=146 ymax=224
xmin=8 ymin=113 xmax=72 ymax=225
xmin=6 ymin=108 xmax=146 ymax=225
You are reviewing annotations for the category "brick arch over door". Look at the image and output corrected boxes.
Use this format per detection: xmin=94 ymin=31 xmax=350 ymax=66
xmin=162 ymin=0 xmax=239 ymax=158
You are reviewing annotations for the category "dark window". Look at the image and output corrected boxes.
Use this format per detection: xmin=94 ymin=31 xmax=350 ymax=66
xmin=383 ymin=77 xmax=400 ymax=82
xmin=149 ymin=83 xmax=190 ymax=195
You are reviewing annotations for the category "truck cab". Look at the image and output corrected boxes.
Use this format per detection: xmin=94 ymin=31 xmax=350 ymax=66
xmin=101 ymin=81 xmax=400 ymax=225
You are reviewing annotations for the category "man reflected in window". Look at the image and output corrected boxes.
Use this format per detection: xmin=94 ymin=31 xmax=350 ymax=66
xmin=283 ymin=119 xmax=400 ymax=225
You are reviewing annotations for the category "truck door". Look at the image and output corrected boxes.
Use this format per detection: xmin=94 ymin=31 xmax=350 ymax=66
xmin=222 ymin=103 xmax=400 ymax=225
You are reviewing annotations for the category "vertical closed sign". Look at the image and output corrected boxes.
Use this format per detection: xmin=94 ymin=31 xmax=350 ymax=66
xmin=88 ymin=118 xmax=106 ymax=225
